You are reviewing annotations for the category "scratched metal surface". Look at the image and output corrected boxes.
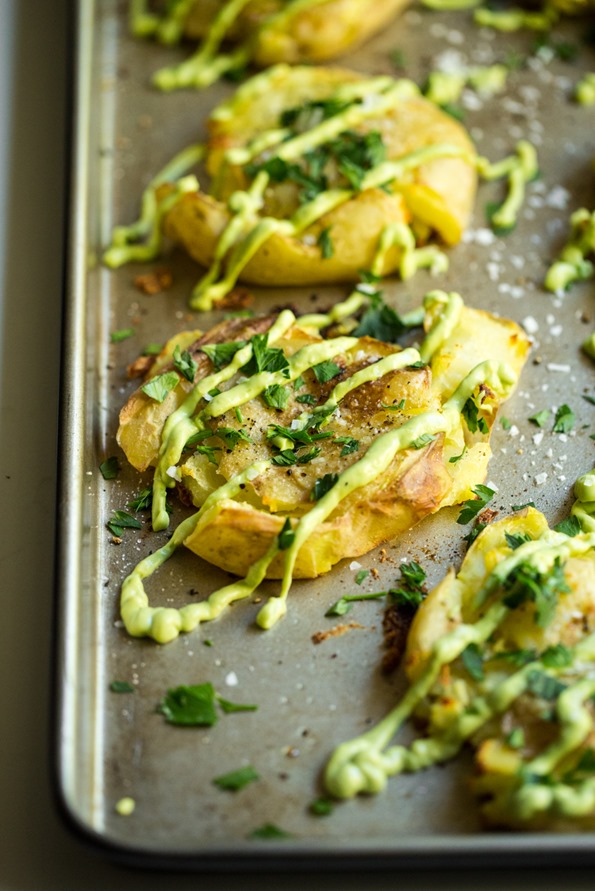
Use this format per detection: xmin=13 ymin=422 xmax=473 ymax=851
xmin=54 ymin=0 xmax=595 ymax=868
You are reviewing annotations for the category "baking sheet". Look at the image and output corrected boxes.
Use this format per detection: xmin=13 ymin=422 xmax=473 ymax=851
xmin=55 ymin=0 xmax=595 ymax=868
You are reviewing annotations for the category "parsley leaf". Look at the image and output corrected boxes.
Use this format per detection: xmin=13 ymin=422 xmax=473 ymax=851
xmin=502 ymin=558 xmax=569 ymax=627
xmin=262 ymin=384 xmax=290 ymax=411
xmin=99 ymin=456 xmax=120 ymax=480
xmin=553 ymin=403 xmax=575 ymax=434
xmin=335 ymin=436 xmax=359 ymax=456
xmin=141 ymin=370 xmax=180 ymax=403
xmin=243 ymin=333 xmax=289 ymax=376
xmin=110 ymin=680 xmax=134 ymax=693
xmin=529 ymin=409 xmax=550 ymax=428
xmin=158 ymin=683 xmax=219 ymax=726
xmin=313 ymin=360 xmax=342 ymax=383
xmin=525 ymin=670 xmax=567 ymax=701
xmin=311 ymin=472 xmax=339 ymax=501
xmin=410 ymin=433 xmax=436 ymax=450
xmin=456 ymin=485 xmax=495 ymax=525
xmin=128 ymin=487 xmax=153 ymax=512
xmin=317 ymin=227 xmax=334 ymax=259
xmin=200 ymin=340 xmax=245 ymax=371
xmin=461 ymin=642 xmax=484 ymax=681
xmin=505 ymin=531 xmax=532 ymax=550
xmin=278 ymin=517 xmax=295 ymax=550
xmin=107 ymin=510 xmax=142 ymax=537
xmin=325 ymin=590 xmax=386 ymax=617
xmin=213 ymin=766 xmax=259 ymax=792
xmin=388 ymin=561 xmax=427 ymax=609
xmin=353 ymin=291 xmax=407 ymax=343
xmin=173 ymin=345 xmax=198 ymax=382
xmin=110 ymin=327 xmax=135 ymax=343
xmin=553 ymin=515 xmax=581 ymax=537
xmin=462 ymin=395 xmax=489 ymax=434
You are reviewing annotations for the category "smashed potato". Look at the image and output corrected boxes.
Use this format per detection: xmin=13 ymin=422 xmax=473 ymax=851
xmin=133 ymin=0 xmax=412 ymax=89
xmin=325 ymin=471 xmax=595 ymax=830
xmin=117 ymin=289 xmax=528 ymax=642
xmin=160 ymin=65 xmax=478 ymax=308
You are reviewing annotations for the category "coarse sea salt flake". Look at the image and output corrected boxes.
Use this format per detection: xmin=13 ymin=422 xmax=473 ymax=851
xmin=534 ymin=472 xmax=548 ymax=486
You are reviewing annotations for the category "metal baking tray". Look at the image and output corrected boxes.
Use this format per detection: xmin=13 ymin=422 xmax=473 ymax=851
xmin=54 ymin=0 xmax=595 ymax=869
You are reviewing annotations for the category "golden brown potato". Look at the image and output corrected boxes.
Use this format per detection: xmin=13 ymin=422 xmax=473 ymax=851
xmin=117 ymin=293 xmax=528 ymax=580
xmin=404 ymin=505 xmax=595 ymax=830
xmin=159 ymin=65 xmax=477 ymax=304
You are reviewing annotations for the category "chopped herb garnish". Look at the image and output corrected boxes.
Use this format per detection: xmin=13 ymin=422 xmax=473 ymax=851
xmin=216 ymin=426 xmax=252 ymax=448
xmin=512 ymin=501 xmax=536 ymax=511
xmin=495 ymin=648 xmax=537 ymax=667
xmin=158 ymin=683 xmax=219 ymax=726
xmin=195 ymin=444 xmax=221 ymax=465
xmin=353 ymin=291 xmax=407 ymax=343
xmin=389 ymin=48 xmax=406 ymax=69
xmin=296 ymin=393 xmax=317 ymax=406
xmin=355 ymin=569 xmax=370 ymax=585
xmin=449 ymin=447 xmax=467 ymax=464
xmin=388 ymin=561 xmax=427 ymax=609
xmin=461 ymin=642 xmax=484 ymax=682
xmin=242 ymin=333 xmax=289 ymax=376
xmin=313 ymin=360 xmax=342 ymax=383
xmin=529 ymin=409 xmax=550 ymax=428
xmin=110 ymin=680 xmax=134 ymax=693
xmin=582 ymin=394 xmax=595 ymax=406
xmin=107 ymin=510 xmax=142 ymax=537
xmin=462 ymin=395 xmax=489 ymax=435
xmin=143 ymin=342 xmax=163 ymax=356
xmin=464 ymin=521 xmax=488 ymax=547
xmin=335 ymin=436 xmax=359 ymax=456
xmin=217 ymin=696 xmax=258 ymax=714
xmin=506 ymin=728 xmax=525 ymax=749
xmin=262 ymin=383 xmax=290 ymax=411
xmin=141 ymin=370 xmax=179 ymax=403
xmin=173 ymin=344 xmax=198 ymax=382
xmin=525 ymin=670 xmax=568 ymax=701
xmin=128 ymin=487 xmax=153 ymax=512
xmin=553 ymin=515 xmax=581 ymax=537
xmin=311 ymin=472 xmax=339 ymax=501
xmin=501 ymin=417 xmax=512 ymax=430
xmin=99 ymin=456 xmax=120 ymax=480
xmin=381 ymin=399 xmax=406 ymax=411
xmin=213 ymin=766 xmax=259 ymax=792
xmin=541 ymin=643 xmax=572 ymax=669
xmin=505 ymin=531 xmax=531 ymax=550
xmin=309 ymin=797 xmax=334 ymax=817
xmin=326 ymin=590 xmax=386 ymax=617
xmin=317 ymin=226 xmax=334 ymax=259
xmin=249 ymin=823 xmax=291 ymax=840
xmin=110 ymin=327 xmax=135 ymax=343
xmin=184 ymin=429 xmax=214 ymax=449
xmin=278 ymin=517 xmax=295 ymax=550
xmin=553 ymin=403 xmax=575 ymax=434
xmin=563 ymin=749 xmax=595 ymax=784
xmin=200 ymin=340 xmax=245 ymax=371
xmin=502 ymin=558 xmax=569 ymax=627
xmin=457 ymin=485 xmax=495 ymax=525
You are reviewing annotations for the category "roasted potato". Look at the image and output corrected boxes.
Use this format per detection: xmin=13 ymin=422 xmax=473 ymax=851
xmin=159 ymin=65 xmax=477 ymax=305
xmin=117 ymin=292 xmax=528 ymax=581
xmin=403 ymin=503 xmax=595 ymax=829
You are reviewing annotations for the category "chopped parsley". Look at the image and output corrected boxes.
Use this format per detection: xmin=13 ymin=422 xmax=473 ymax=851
xmin=353 ymin=291 xmax=407 ymax=343
xmin=410 ymin=433 xmax=436 ymax=450
xmin=277 ymin=517 xmax=295 ymax=551
xmin=110 ymin=327 xmax=135 ymax=343
xmin=262 ymin=384 xmax=290 ymax=411
xmin=311 ymin=472 xmax=339 ymax=501
xmin=525 ymin=670 xmax=568 ymax=701
xmin=355 ymin=569 xmax=370 ymax=585
xmin=462 ymin=394 xmax=489 ymax=435
xmin=242 ymin=333 xmax=289 ymax=376
xmin=502 ymin=558 xmax=569 ymax=627
xmin=213 ymin=766 xmax=259 ymax=792
xmin=325 ymin=590 xmax=386 ymax=617
xmin=456 ymin=485 xmax=495 ymax=524
xmin=173 ymin=344 xmax=198 ymax=382
xmin=99 ymin=456 xmax=120 ymax=480
xmin=505 ymin=531 xmax=531 ymax=550
xmin=552 ymin=403 xmax=575 ymax=434
xmin=109 ymin=680 xmax=134 ymax=693
xmin=312 ymin=360 xmax=342 ymax=383
xmin=107 ymin=509 xmax=142 ymax=537
xmin=141 ymin=370 xmax=180 ymax=403
xmin=309 ymin=797 xmax=334 ymax=817
xmin=553 ymin=515 xmax=581 ymax=537
xmin=388 ymin=561 xmax=427 ymax=609
xmin=157 ymin=683 xmax=257 ymax=726
xmin=317 ymin=226 xmax=334 ymax=259
xmin=195 ymin=443 xmax=221 ymax=465
xmin=461 ymin=642 xmax=484 ymax=682
xmin=200 ymin=340 xmax=245 ymax=371
xmin=216 ymin=426 xmax=253 ymax=448
xmin=249 ymin=823 xmax=291 ymax=840
xmin=334 ymin=436 xmax=359 ymax=456
xmin=128 ymin=487 xmax=153 ymax=512
xmin=529 ymin=409 xmax=550 ymax=428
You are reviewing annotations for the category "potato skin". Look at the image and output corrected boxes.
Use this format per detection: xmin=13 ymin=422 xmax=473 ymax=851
xmin=162 ymin=66 xmax=477 ymax=286
xmin=182 ymin=0 xmax=413 ymax=65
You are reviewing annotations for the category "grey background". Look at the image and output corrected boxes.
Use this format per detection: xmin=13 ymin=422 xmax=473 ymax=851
xmin=1 ymin=0 xmax=594 ymax=887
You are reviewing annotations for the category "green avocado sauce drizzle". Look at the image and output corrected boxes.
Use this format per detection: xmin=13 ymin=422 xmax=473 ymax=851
xmin=120 ymin=289 xmax=515 ymax=643
xmin=103 ymin=70 xmax=538 ymax=309
xmin=324 ymin=468 xmax=595 ymax=822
